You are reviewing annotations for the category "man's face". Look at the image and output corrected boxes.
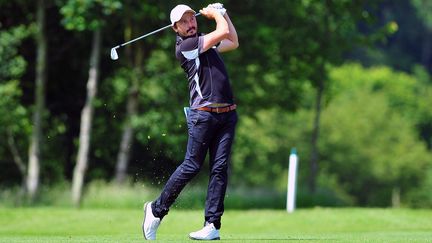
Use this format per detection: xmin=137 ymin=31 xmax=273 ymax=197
xmin=173 ymin=12 xmax=197 ymax=37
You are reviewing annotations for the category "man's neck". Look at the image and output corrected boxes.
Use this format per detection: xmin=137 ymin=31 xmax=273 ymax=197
xmin=178 ymin=33 xmax=199 ymax=40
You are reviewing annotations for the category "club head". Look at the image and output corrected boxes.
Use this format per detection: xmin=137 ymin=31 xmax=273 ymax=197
xmin=110 ymin=48 xmax=118 ymax=60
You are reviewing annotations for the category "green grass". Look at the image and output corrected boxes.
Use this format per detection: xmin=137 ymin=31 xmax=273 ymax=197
xmin=0 ymin=207 xmax=431 ymax=242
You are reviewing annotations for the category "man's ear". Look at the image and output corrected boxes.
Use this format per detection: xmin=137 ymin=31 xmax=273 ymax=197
xmin=172 ymin=23 xmax=178 ymax=33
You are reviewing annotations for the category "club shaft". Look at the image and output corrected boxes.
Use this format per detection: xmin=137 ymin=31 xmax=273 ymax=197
xmin=117 ymin=24 xmax=171 ymax=48
xmin=114 ymin=13 xmax=201 ymax=49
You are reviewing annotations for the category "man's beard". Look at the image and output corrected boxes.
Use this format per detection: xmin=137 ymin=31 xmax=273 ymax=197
xmin=186 ymin=27 xmax=196 ymax=36
xmin=179 ymin=27 xmax=197 ymax=38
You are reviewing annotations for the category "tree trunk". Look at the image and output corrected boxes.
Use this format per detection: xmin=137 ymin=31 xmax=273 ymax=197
xmin=421 ymin=29 xmax=431 ymax=71
xmin=27 ymin=0 xmax=47 ymax=201
xmin=7 ymin=130 xmax=27 ymax=191
xmin=114 ymin=83 xmax=139 ymax=184
xmin=309 ymin=77 xmax=324 ymax=193
xmin=114 ymin=19 xmax=142 ymax=185
xmin=392 ymin=186 xmax=401 ymax=208
xmin=309 ymin=1 xmax=330 ymax=194
xmin=72 ymin=28 xmax=101 ymax=207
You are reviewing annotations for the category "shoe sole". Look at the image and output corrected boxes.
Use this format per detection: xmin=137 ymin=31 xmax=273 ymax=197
xmin=189 ymin=236 xmax=220 ymax=241
xmin=142 ymin=202 xmax=149 ymax=240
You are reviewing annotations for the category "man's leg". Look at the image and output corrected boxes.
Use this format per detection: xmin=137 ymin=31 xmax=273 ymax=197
xmin=142 ymin=110 xmax=215 ymax=240
xmin=151 ymin=147 xmax=207 ymax=218
xmin=205 ymin=111 xmax=238 ymax=229
xmin=189 ymin=111 xmax=237 ymax=240
xmin=152 ymin=110 xmax=215 ymax=218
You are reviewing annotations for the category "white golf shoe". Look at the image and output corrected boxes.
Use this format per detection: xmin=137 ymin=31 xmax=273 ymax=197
xmin=189 ymin=222 xmax=220 ymax=240
xmin=142 ymin=201 xmax=161 ymax=240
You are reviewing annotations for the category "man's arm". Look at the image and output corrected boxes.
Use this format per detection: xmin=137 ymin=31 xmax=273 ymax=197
xmin=217 ymin=13 xmax=239 ymax=53
xmin=200 ymin=8 xmax=229 ymax=52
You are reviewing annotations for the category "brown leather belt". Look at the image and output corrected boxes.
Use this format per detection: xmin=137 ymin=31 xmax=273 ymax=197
xmin=196 ymin=104 xmax=237 ymax=113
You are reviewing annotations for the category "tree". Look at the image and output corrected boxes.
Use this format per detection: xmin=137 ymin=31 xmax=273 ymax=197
xmin=113 ymin=1 xmax=188 ymax=184
xmin=293 ymin=0 xmax=372 ymax=193
xmin=320 ymin=89 xmax=430 ymax=206
xmin=347 ymin=1 xmax=432 ymax=149
xmin=324 ymin=63 xmax=432 ymax=206
xmin=27 ymin=0 xmax=47 ymax=201
xmin=60 ymin=0 xmax=121 ymax=206
xmin=0 ymin=25 xmax=31 ymax=190
xmin=114 ymin=69 xmax=140 ymax=184
xmin=0 ymin=26 xmax=31 ymax=188
xmin=411 ymin=0 xmax=432 ymax=70
xmin=71 ymin=27 xmax=101 ymax=206
xmin=113 ymin=2 xmax=149 ymax=184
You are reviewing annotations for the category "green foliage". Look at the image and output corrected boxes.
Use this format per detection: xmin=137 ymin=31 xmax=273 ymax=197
xmin=0 ymin=81 xmax=29 ymax=133
xmin=322 ymin=64 xmax=432 ymax=206
xmin=60 ymin=0 xmax=122 ymax=31
xmin=81 ymin=180 xmax=158 ymax=208
xmin=232 ymin=108 xmax=310 ymax=187
xmin=297 ymin=187 xmax=352 ymax=208
xmin=329 ymin=63 xmax=432 ymax=147
xmin=231 ymin=63 xmax=432 ymax=207
xmin=96 ymin=50 xmax=189 ymax=181
xmin=0 ymin=187 xmax=24 ymax=207
xmin=2 ymin=0 xmax=432 ymax=209
xmin=354 ymin=1 xmax=432 ymax=73
xmin=329 ymin=64 xmax=420 ymax=116
xmin=0 ymin=26 xmax=30 ymax=80
xmin=411 ymin=0 xmax=432 ymax=30
xmin=173 ymin=186 xmax=287 ymax=210
xmin=0 ymin=181 xmax=344 ymax=209
xmin=0 ymin=26 xmax=32 ymax=184
xmin=320 ymin=89 xmax=429 ymax=205
xmin=227 ymin=0 xmax=372 ymax=110
xmin=405 ymin=165 xmax=432 ymax=208
xmin=0 ymin=182 xmax=69 ymax=207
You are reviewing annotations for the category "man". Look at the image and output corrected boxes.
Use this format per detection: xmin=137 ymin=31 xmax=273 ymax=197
xmin=142 ymin=3 xmax=239 ymax=241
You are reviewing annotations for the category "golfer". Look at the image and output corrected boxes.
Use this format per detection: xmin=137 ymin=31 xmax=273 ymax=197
xmin=142 ymin=3 xmax=239 ymax=240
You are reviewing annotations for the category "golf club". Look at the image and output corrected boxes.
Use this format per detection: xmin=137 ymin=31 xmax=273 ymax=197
xmin=110 ymin=12 xmax=201 ymax=60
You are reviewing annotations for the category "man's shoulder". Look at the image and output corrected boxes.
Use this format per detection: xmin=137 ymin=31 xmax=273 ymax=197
xmin=176 ymin=34 xmax=205 ymax=60
xmin=176 ymin=34 xmax=203 ymax=48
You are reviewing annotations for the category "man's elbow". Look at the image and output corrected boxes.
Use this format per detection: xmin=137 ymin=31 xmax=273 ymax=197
xmin=232 ymin=40 xmax=239 ymax=49
xmin=222 ymin=28 xmax=230 ymax=39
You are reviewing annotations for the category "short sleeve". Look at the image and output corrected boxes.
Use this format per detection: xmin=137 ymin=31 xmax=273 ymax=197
xmin=177 ymin=35 xmax=204 ymax=60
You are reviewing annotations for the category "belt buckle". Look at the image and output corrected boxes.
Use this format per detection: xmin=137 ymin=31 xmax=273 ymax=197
xmin=216 ymin=107 xmax=221 ymax=113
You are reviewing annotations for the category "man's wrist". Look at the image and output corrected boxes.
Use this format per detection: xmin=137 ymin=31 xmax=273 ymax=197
xmin=219 ymin=8 xmax=227 ymax=16
xmin=207 ymin=3 xmax=226 ymax=16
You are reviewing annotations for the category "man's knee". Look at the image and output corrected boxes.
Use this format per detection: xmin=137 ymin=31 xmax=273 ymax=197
xmin=181 ymin=159 xmax=202 ymax=175
xmin=211 ymin=160 xmax=228 ymax=174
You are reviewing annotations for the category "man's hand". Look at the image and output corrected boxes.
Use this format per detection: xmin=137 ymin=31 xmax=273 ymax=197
xmin=199 ymin=7 xmax=224 ymax=20
xmin=200 ymin=4 xmax=230 ymax=52
xmin=207 ymin=3 xmax=227 ymax=16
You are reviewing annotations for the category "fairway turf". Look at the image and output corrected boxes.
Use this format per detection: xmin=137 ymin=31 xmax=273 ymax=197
xmin=0 ymin=208 xmax=431 ymax=242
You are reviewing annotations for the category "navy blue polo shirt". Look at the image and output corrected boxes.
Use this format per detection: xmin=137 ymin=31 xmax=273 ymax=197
xmin=175 ymin=34 xmax=234 ymax=109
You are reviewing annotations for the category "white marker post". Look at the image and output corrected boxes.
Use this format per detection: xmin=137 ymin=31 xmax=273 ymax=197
xmin=287 ymin=148 xmax=298 ymax=213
